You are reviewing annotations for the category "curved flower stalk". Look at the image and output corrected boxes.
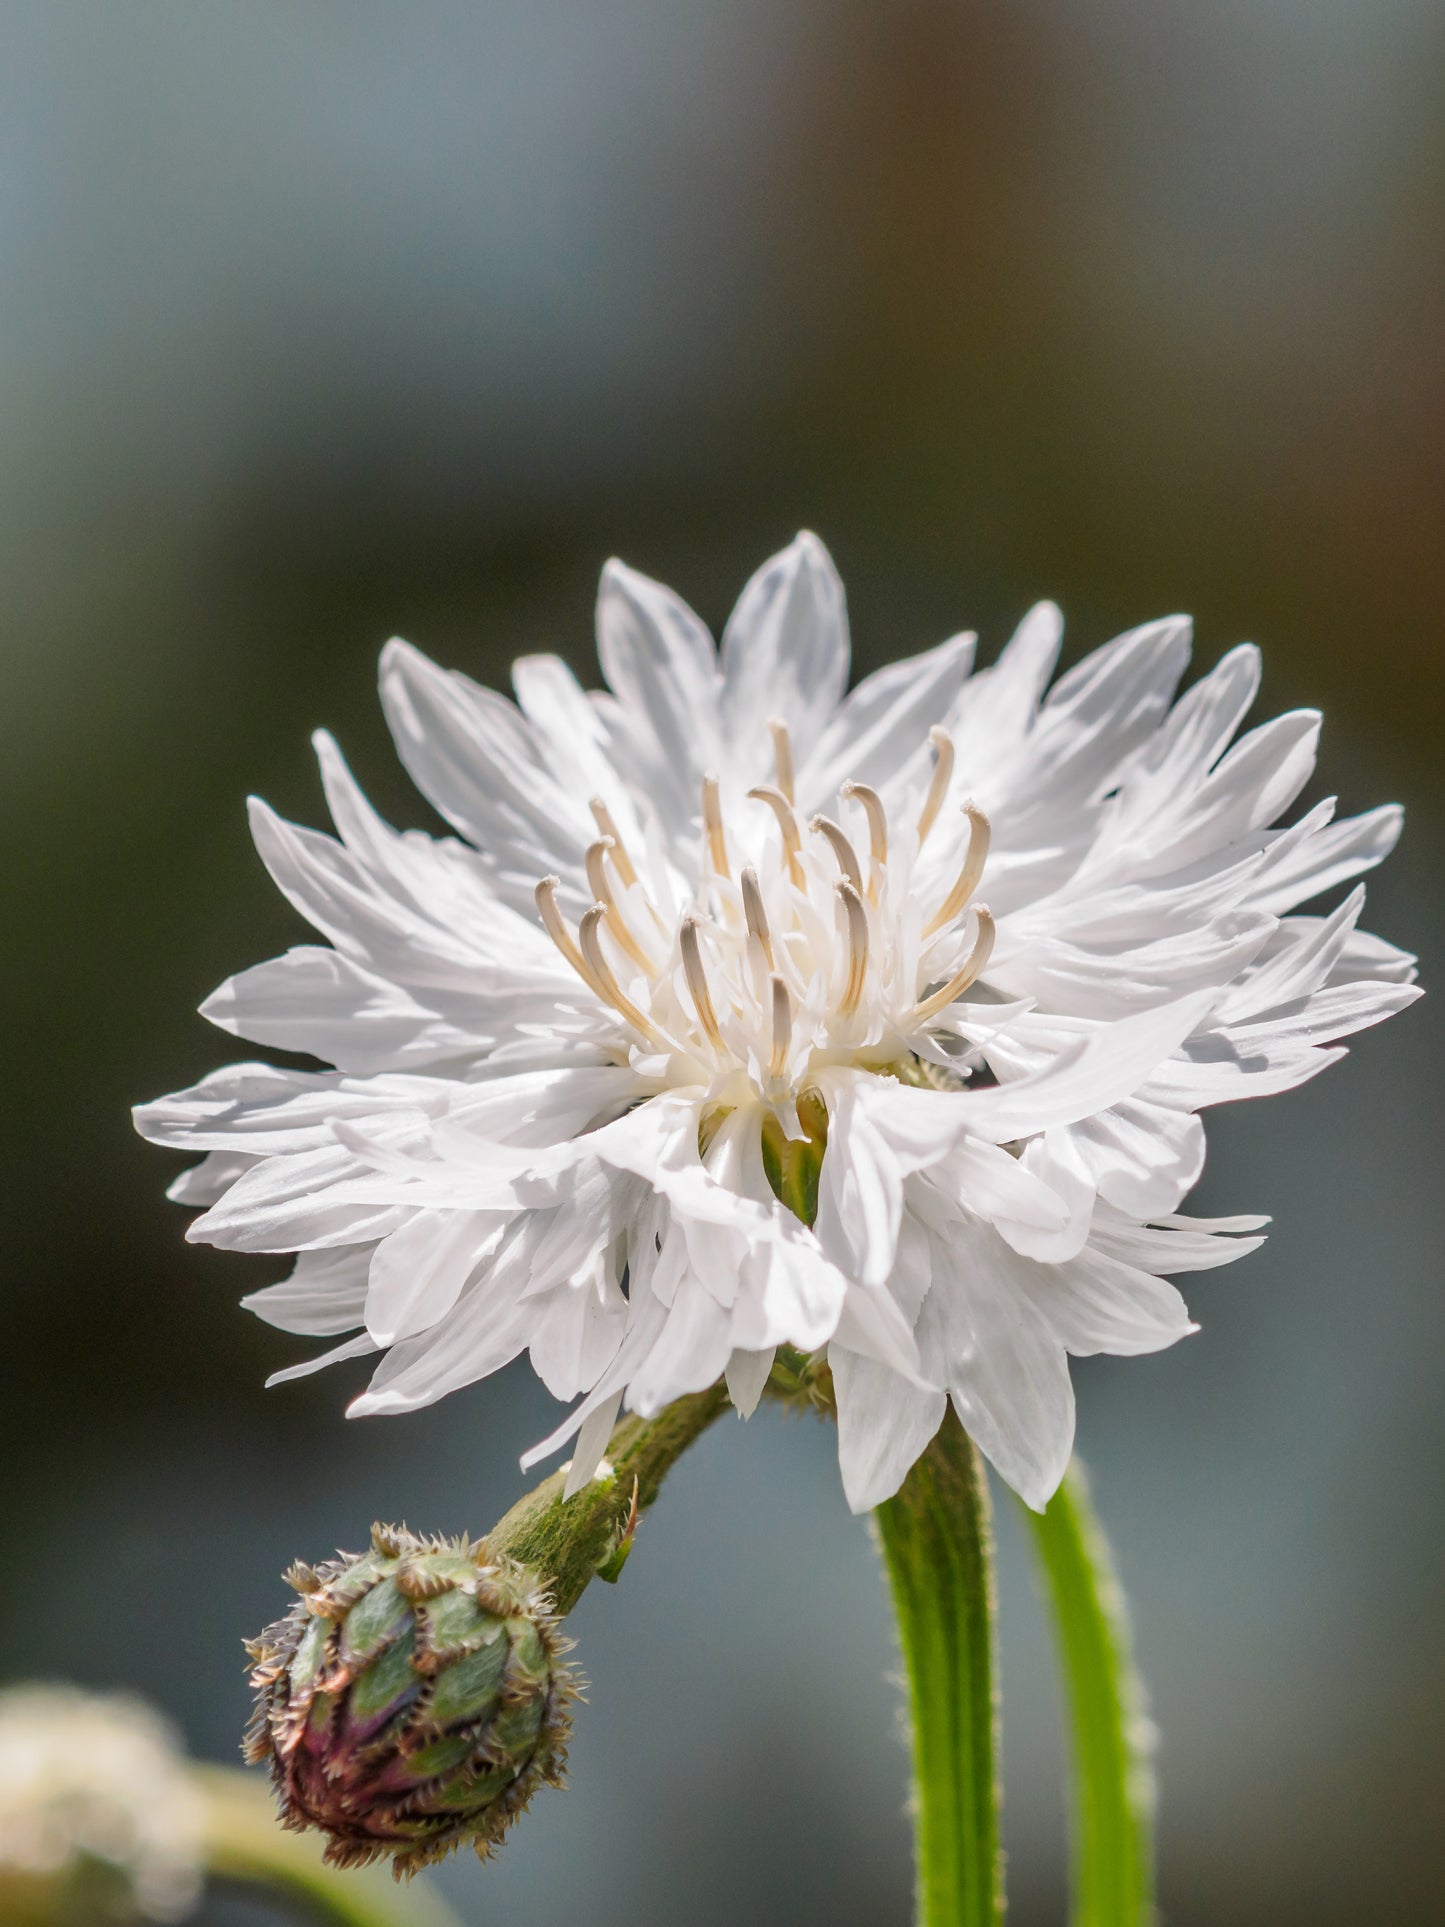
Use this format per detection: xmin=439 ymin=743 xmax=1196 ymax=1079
xmin=136 ymin=534 xmax=1417 ymax=1514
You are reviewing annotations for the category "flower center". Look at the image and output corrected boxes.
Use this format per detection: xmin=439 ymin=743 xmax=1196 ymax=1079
xmin=533 ymin=720 xmax=995 ymax=1122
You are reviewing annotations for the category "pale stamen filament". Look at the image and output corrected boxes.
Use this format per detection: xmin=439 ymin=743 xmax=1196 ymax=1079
xmin=584 ymin=837 xmax=658 ymax=975
xmin=747 ymin=784 xmax=806 ymax=886
xmin=583 ymin=837 xmax=613 ymax=907
xmin=701 ymin=774 xmax=731 ymax=880
xmin=840 ymin=780 xmax=888 ymax=891
xmin=768 ymin=717 xmax=796 ymax=805
xmin=740 ymin=866 xmax=775 ymax=969
xmin=810 ymin=814 xmax=864 ymax=894
xmin=835 ymin=880 xmax=870 ymax=1018
xmin=923 ymin=802 xmax=992 ymax=937
xmin=679 ymin=914 xmax=727 ymax=1053
xmin=917 ymin=726 xmax=955 ymax=847
xmin=588 ymin=797 xmax=638 ymax=887
xmin=768 ymin=972 xmax=793 ymax=1080
xmin=590 ymin=794 xmax=668 ymax=937
xmin=578 ymin=904 xmax=662 ymax=1041
xmin=911 ymin=906 xmax=996 ymax=1023
xmin=535 ymin=876 xmax=603 ymax=994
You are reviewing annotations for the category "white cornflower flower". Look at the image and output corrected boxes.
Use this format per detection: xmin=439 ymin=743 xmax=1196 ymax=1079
xmin=0 ymin=1684 xmax=205 ymax=1923
xmin=136 ymin=535 xmax=1417 ymax=1510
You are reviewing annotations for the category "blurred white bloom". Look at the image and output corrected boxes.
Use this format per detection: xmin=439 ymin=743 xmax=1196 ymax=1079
xmin=136 ymin=535 xmax=1417 ymax=1509
xmin=0 ymin=1684 xmax=204 ymax=1924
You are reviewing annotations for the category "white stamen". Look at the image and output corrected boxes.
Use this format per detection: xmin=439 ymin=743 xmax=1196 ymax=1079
xmin=810 ymin=814 xmax=864 ymax=893
xmin=588 ymin=797 xmax=638 ymax=887
xmin=701 ymin=774 xmax=731 ymax=880
xmin=578 ymin=904 xmax=661 ymax=1041
xmin=911 ymin=906 xmax=996 ymax=1023
xmin=768 ymin=717 xmax=795 ymax=804
xmin=835 ymin=880 xmax=870 ymax=1018
xmin=535 ymin=876 xmax=603 ymax=994
xmin=840 ymin=781 xmax=888 ymax=880
xmin=583 ymin=837 xmax=614 ymax=907
xmin=768 ymin=973 xmax=793 ymax=1079
xmin=585 ymin=837 xmax=658 ymax=975
xmin=748 ymin=785 xmax=806 ymax=886
xmin=917 ymin=726 xmax=955 ymax=847
xmin=923 ymin=803 xmax=991 ymax=937
xmin=679 ymin=914 xmax=727 ymax=1052
xmin=740 ymin=866 xmax=775 ymax=968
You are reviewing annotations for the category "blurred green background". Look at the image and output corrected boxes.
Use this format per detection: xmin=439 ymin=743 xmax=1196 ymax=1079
xmin=2 ymin=4 xmax=1442 ymax=1922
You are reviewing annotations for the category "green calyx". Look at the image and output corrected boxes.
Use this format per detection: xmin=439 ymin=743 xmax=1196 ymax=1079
xmin=245 ymin=1524 xmax=576 ymax=1877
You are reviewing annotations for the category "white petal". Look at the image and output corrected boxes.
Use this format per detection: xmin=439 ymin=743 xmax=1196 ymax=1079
xmin=948 ymin=1138 xmax=1073 ymax=1232
xmin=188 ymin=1141 xmax=413 ymax=1251
xmin=347 ymin=1236 xmax=541 ymax=1416
xmin=243 ymin=1246 xmax=373 ymax=1336
xmin=1097 ymin=641 xmax=1258 ymax=844
xmin=1024 ymin=1247 xmax=1196 ymax=1357
xmin=529 ymin=1265 xmax=629 ymax=1404
xmin=812 ymin=1070 xmax=904 ymax=1286
xmin=733 ymin=1240 xmax=847 ymax=1352
xmin=870 ymin=992 xmax=1217 ymax=1157
xmin=1019 ymin=616 xmax=1194 ymax=820
xmin=918 ymin=1217 xmax=1076 ymax=1511
xmin=1247 ymin=802 xmax=1403 ymax=914
xmin=1089 ymin=1214 xmax=1266 ymax=1273
xmin=801 ymin=631 xmax=974 ymax=807
xmin=165 ymin=1150 xmax=257 ymax=1206
xmin=365 ymin=1211 xmax=501 ymax=1347
xmin=267 ymin=1332 xmax=380 ymax=1387
xmin=1070 ymin=1097 xmax=1205 ymax=1219
xmin=992 ymin=1130 xmax=1096 ymax=1264
xmin=562 ymin=1395 xmax=624 ymax=1499
xmin=1147 ymin=1038 xmax=1348 ymax=1107
xmin=378 ymin=638 xmax=593 ymax=891
xmin=202 ymin=947 xmax=482 ymax=1074
xmin=831 ymin=1283 xmax=926 ymax=1383
xmin=725 ymin=1347 xmax=776 ymax=1419
xmin=719 ymin=531 xmax=849 ymax=765
xmin=831 ymin=1347 xmax=946 ymax=1513
xmin=594 ymin=558 xmax=721 ymax=827
xmin=520 ymin=1286 xmax=670 ymax=1472
xmin=511 ymin=653 xmax=645 ymax=832
xmin=138 ymin=1061 xmax=437 ymax=1154
xmin=625 ymin=1278 xmax=734 ymax=1416
xmin=948 ymin=600 xmax=1062 ymax=754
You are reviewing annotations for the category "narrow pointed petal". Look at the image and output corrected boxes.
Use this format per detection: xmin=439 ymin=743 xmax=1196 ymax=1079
xmin=831 ymin=1348 xmax=947 ymax=1513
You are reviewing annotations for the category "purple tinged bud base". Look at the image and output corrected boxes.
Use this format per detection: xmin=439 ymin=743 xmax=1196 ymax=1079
xmin=245 ymin=1523 xmax=577 ymax=1877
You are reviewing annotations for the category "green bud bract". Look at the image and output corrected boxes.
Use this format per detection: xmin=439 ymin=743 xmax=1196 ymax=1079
xmin=245 ymin=1524 xmax=576 ymax=1876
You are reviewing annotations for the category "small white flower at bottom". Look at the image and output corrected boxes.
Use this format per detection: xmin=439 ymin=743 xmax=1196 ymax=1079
xmin=0 ymin=1684 xmax=205 ymax=1923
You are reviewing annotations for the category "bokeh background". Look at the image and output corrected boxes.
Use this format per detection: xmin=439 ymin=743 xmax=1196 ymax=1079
xmin=3 ymin=4 xmax=1442 ymax=1922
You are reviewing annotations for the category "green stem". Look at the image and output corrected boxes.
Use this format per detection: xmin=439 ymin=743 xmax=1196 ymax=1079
xmin=874 ymin=1407 xmax=1003 ymax=1927
xmin=1021 ymin=1460 xmax=1155 ymax=1927
xmin=195 ymin=1765 xmax=460 ymax=1926
xmin=488 ymin=1381 xmax=731 ymax=1613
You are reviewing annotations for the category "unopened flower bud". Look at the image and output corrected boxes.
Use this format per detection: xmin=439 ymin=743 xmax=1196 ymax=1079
xmin=245 ymin=1523 xmax=576 ymax=1876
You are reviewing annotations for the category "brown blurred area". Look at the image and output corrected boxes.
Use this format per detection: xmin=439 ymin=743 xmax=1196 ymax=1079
xmin=1 ymin=4 xmax=1441 ymax=1923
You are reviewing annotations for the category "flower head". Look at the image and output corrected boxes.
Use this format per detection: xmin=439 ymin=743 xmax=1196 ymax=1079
xmin=136 ymin=535 xmax=1417 ymax=1510
xmin=0 ymin=1684 xmax=204 ymax=1924
xmin=246 ymin=1524 xmax=574 ymax=1875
